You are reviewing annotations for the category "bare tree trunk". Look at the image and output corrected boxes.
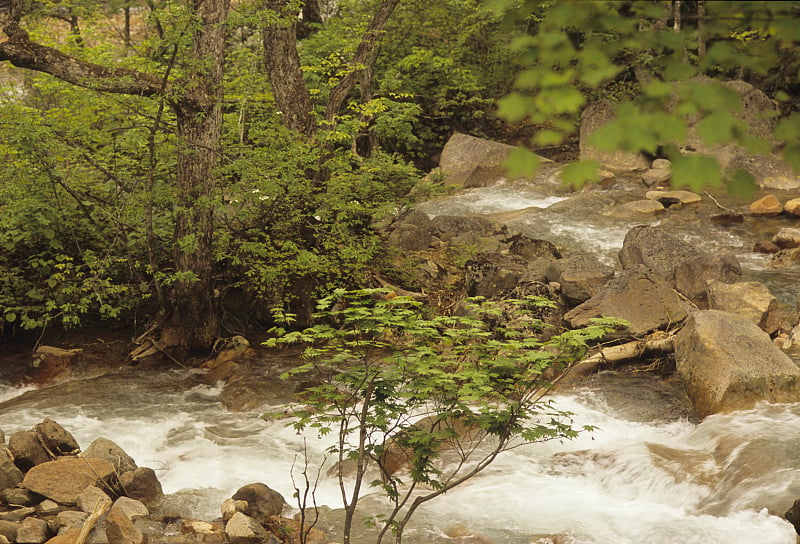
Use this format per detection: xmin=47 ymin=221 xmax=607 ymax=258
xmin=324 ymin=0 xmax=400 ymax=122
xmin=673 ymin=0 xmax=681 ymax=31
xmin=263 ymin=0 xmax=316 ymax=136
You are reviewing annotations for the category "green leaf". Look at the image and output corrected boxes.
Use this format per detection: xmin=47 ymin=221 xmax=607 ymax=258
xmin=4 ymin=312 xmax=16 ymax=323
xmin=559 ymin=160 xmax=600 ymax=190
xmin=532 ymin=129 xmax=564 ymax=147
xmin=726 ymin=169 xmax=757 ymax=201
xmin=504 ymin=147 xmax=543 ymax=179
xmin=496 ymin=93 xmax=530 ymax=123
xmin=696 ymin=111 xmax=747 ymax=146
xmin=671 ymin=155 xmax=722 ymax=191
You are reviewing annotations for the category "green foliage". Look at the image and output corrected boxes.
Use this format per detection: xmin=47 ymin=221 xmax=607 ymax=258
xmin=494 ymin=0 xmax=800 ymax=193
xmin=266 ymin=288 xmax=622 ymax=544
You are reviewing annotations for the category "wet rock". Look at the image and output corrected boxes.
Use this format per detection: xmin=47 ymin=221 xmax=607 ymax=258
xmin=645 ymin=189 xmax=702 ymax=205
xmin=230 ymin=483 xmax=285 ymax=524
xmin=16 ymin=516 xmax=50 ymax=544
xmin=544 ymin=253 xmax=614 ymax=306
xmin=34 ymin=419 xmax=80 ymax=457
xmin=673 ymin=251 xmax=742 ymax=308
xmin=224 ymin=512 xmax=270 ymax=544
xmin=22 ymin=458 xmax=116 ymax=506
xmin=785 ymin=198 xmax=800 ymax=216
xmin=773 ymin=227 xmax=800 ymax=249
xmin=83 ymin=438 xmax=137 ymax=474
xmin=439 ymin=132 xmax=549 ymax=188
xmin=508 ymin=235 xmax=561 ymax=262
xmin=465 ymin=253 xmax=531 ymax=298
xmin=707 ymin=280 xmax=783 ymax=335
xmin=785 ymin=499 xmax=800 ymax=534
xmin=565 ymin=265 xmax=688 ymax=336
xmin=0 ymin=449 xmax=24 ymax=493
xmin=119 ymin=467 xmax=163 ymax=509
xmin=749 ymin=194 xmax=783 ymax=215
xmin=8 ymin=431 xmax=51 ymax=472
xmin=641 ymin=168 xmax=671 ymax=187
xmin=429 ymin=215 xmax=499 ymax=242
xmin=29 ymin=346 xmax=81 ymax=386
xmin=386 ymin=209 xmax=433 ymax=251
xmin=580 ymin=101 xmax=650 ymax=172
xmin=674 ymin=310 xmax=800 ymax=417
xmin=618 ymin=225 xmax=702 ymax=283
xmin=610 ymin=199 xmax=665 ymax=217
xmin=754 ymin=240 xmax=780 ymax=254
xmin=76 ymin=485 xmax=113 ymax=513
xmin=770 ymin=247 xmax=800 ymax=269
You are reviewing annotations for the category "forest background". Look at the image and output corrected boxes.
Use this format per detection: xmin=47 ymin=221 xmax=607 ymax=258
xmin=0 ymin=0 xmax=798 ymax=355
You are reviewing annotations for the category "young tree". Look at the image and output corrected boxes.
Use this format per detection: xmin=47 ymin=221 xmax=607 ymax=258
xmin=267 ymin=289 xmax=621 ymax=544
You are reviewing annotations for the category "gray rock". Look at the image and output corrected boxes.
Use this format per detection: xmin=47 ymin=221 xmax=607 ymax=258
xmin=465 ymin=253 xmax=531 ymax=298
xmin=83 ymin=438 xmax=137 ymax=475
xmin=34 ymin=419 xmax=80 ymax=457
xmin=673 ymin=251 xmax=742 ymax=308
xmin=8 ymin=431 xmax=50 ymax=472
xmin=641 ymin=168 xmax=671 ymax=187
xmin=429 ymin=215 xmax=498 ymax=242
xmin=15 ymin=516 xmax=50 ymax=544
xmin=54 ymin=510 xmax=88 ymax=531
xmin=118 ymin=467 xmax=163 ymax=509
xmin=674 ymin=310 xmax=800 ymax=417
xmin=439 ymin=132 xmax=549 ymax=188
xmin=76 ymin=486 xmax=112 ymax=514
xmin=773 ymin=227 xmax=800 ymax=249
xmin=386 ymin=209 xmax=432 ymax=251
xmin=618 ymin=225 xmax=702 ymax=283
xmin=707 ymin=280 xmax=783 ymax=334
xmin=2 ymin=486 xmax=39 ymax=507
xmin=224 ymin=512 xmax=270 ymax=544
xmin=544 ymin=253 xmax=614 ymax=306
xmin=0 ymin=507 xmax=35 ymax=522
xmin=580 ymin=101 xmax=650 ymax=172
xmin=0 ymin=449 xmax=24 ymax=493
xmin=231 ymin=483 xmax=285 ymax=524
xmin=565 ymin=266 xmax=688 ymax=336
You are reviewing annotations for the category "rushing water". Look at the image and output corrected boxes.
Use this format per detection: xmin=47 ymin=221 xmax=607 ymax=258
xmin=0 ymin=180 xmax=798 ymax=543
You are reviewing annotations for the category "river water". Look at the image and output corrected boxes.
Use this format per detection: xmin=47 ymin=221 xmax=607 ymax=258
xmin=0 ymin=180 xmax=798 ymax=543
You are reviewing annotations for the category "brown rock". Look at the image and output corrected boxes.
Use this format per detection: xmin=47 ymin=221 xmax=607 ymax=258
xmin=707 ymin=280 xmax=784 ymax=335
xmin=641 ymin=168 xmax=671 ymax=187
xmin=785 ymin=198 xmax=800 ymax=216
xmin=231 ymin=483 xmax=285 ymax=524
xmin=22 ymin=458 xmax=116 ymax=506
xmin=224 ymin=512 xmax=270 ymax=544
xmin=674 ymin=310 xmax=800 ymax=417
xmin=8 ymin=430 xmax=51 ymax=471
xmin=83 ymin=438 xmax=137 ymax=474
xmin=29 ymin=346 xmax=81 ymax=386
xmin=673 ymin=251 xmax=742 ymax=308
xmin=749 ymin=194 xmax=783 ymax=215
xmin=44 ymin=528 xmax=81 ymax=544
xmin=119 ymin=467 xmax=163 ymax=509
xmin=16 ymin=516 xmax=50 ymax=544
xmin=645 ymin=189 xmax=702 ymax=205
xmin=0 ymin=449 xmax=24 ymax=492
xmin=34 ymin=419 xmax=80 ymax=457
xmin=773 ymin=227 xmax=800 ymax=249
xmin=105 ymin=503 xmax=144 ymax=544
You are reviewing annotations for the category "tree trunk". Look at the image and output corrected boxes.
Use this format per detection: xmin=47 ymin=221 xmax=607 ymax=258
xmin=263 ymin=0 xmax=317 ymax=136
xmin=0 ymin=0 xmax=230 ymax=355
xmin=163 ymin=0 xmax=228 ymax=352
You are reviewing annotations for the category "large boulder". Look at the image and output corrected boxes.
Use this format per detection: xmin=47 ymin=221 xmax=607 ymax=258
xmin=544 ymin=253 xmax=614 ymax=306
xmin=224 ymin=512 xmax=270 ymax=544
xmin=385 ymin=209 xmax=432 ymax=251
xmin=21 ymin=458 xmax=116 ymax=506
xmin=429 ymin=215 xmax=499 ymax=243
xmin=7 ymin=431 xmax=50 ymax=472
xmin=618 ymin=225 xmax=701 ymax=282
xmin=439 ymin=132 xmax=549 ymax=188
xmin=34 ymin=419 xmax=80 ymax=457
xmin=580 ymin=101 xmax=650 ymax=172
xmin=83 ymin=438 xmax=137 ymax=474
xmin=564 ymin=265 xmax=688 ymax=336
xmin=464 ymin=253 xmax=531 ymax=298
xmin=707 ymin=280 xmax=783 ymax=335
xmin=673 ymin=251 xmax=742 ymax=308
xmin=674 ymin=310 xmax=800 ymax=417
xmin=230 ymin=483 xmax=285 ymax=524
xmin=119 ymin=467 xmax=163 ymax=509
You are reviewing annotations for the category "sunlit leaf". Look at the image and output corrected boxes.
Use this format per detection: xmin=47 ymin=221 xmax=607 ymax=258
xmin=726 ymin=169 xmax=757 ymax=201
xmin=559 ymin=160 xmax=600 ymax=190
xmin=504 ymin=147 xmax=543 ymax=179
xmin=671 ymin=155 xmax=722 ymax=191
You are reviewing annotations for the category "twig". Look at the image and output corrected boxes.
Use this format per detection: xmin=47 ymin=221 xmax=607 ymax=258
xmin=75 ymin=498 xmax=110 ymax=544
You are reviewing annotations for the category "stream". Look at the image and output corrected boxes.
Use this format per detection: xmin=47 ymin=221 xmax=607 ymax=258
xmin=0 ymin=180 xmax=799 ymax=543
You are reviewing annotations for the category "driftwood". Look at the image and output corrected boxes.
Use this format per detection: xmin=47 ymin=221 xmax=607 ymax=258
xmin=75 ymin=499 xmax=110 ymax=544
xmin=559 ymin=334 xmax=677 ymax=384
